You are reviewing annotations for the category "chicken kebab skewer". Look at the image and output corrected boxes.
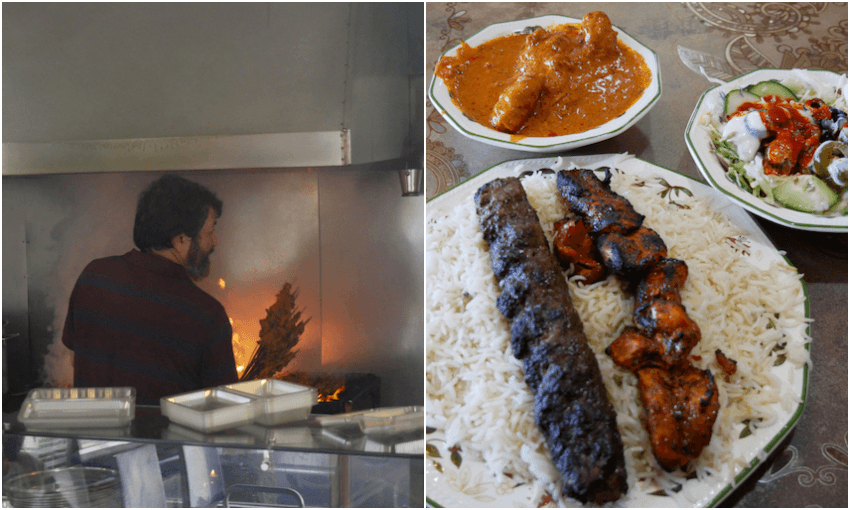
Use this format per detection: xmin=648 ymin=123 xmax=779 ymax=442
xmin=555 ymin=168 xmax=720 ymax=471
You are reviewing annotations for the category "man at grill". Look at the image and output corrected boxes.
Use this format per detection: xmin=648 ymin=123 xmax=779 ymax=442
xmin=62 ymin=175 xmax=238 ymax=404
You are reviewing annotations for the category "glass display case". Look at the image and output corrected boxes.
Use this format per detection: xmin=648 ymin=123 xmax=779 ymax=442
xmin=2 ymin=406 xmax=423 ymax=508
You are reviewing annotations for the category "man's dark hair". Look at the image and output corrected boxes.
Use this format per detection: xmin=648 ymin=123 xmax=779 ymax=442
xmin=133 ymin=175 xmax=223 ymax=251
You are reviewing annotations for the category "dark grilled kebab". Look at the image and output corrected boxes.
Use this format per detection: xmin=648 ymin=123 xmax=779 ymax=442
xmin=474 ymin=177 xmax=628 ymax=504
xmin=556 ymin=168 xmax=719 ymax=471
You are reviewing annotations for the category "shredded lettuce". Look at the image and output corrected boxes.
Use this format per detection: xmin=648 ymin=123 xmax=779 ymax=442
xmin=708 ymin=125 xmax=771 ymax=201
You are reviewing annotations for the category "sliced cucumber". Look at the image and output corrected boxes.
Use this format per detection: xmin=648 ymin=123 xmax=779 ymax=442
xmin=747 ymin=80 xmax=799 ymax=101
xmin=724 ymin=89 xmax=761 ymax=117
xmin=772 ymin=174 xmax=838 ymax=213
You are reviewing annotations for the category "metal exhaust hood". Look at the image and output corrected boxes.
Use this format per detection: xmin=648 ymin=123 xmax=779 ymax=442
xmin=2 ymin=130 xmax=351 ymax=175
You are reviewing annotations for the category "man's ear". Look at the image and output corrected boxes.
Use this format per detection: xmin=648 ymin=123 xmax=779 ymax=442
xmin=171 ymin=233 xmax=190 ymax=251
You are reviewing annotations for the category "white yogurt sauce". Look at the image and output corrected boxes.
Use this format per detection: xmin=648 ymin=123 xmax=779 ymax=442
xmin=721 ymin=111 xmax=767 ymax=161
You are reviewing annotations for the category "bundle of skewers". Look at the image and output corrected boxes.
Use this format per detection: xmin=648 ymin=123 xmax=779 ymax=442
xmin=239 ymin=283 xmax=310 ymax=382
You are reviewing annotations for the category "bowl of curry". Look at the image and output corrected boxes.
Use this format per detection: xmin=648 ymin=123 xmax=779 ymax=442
xmin=429 ymin=12 xmax=661 ymax=153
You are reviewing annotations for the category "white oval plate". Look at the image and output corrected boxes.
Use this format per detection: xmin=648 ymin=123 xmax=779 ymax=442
xmin=428 ymin=15 xmax=662 ymax=153
xmin=425 ymin=154 xmax=810 ymax=508
xmin=684 ymin=68 xmax=848 ymax=232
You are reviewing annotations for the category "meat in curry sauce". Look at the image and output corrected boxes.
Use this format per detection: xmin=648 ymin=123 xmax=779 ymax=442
xmin=434 ymin=12 xmax=652 ymax=138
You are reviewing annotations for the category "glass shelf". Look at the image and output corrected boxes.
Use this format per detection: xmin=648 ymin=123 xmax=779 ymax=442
xmin=4 ymin=405 xmax=423 ymax=459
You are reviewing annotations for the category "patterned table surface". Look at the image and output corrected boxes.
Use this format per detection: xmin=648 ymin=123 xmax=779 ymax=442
xmin=426 ymin=3 xmax=847 ymax=508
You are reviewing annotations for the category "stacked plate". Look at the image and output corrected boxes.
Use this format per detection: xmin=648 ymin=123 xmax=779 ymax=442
xmin=4 ymin=467 xmax=123 ymax=507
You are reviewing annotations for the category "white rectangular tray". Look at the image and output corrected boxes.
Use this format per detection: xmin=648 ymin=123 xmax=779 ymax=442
xmin=160 ymin=388 xmax=255 ymax=433
xmin=359 ymin=406 xmax=423 ymax=434
xmin=17 ymin=387 xmax=135 ymax=429
xmin=311 ymin=406 xmax=424 ymax=435
xmin=224 ymin=379 xmax=317 ymax=426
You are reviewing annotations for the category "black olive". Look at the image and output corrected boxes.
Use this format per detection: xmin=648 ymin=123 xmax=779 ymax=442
xmin=820 ymin=107 xmax=849 ymax=142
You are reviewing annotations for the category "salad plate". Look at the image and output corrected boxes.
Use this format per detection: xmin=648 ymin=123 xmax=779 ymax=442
xmin=428 ymin=15 xmax=661 ymax=153
xmin=685 ymin=68 xmax=848 ymax=232
xmin=426 ymin=154 xmax=810 ymax=508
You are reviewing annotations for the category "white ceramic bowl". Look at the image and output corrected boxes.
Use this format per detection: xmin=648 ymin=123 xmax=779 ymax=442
xmin=428 ymin=15 xmax=662 ymax=153
xmin=684 ymin=68 xmax=848 ymax=232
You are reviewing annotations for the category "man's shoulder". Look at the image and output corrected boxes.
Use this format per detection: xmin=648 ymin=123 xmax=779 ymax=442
xmin=83 ymin=253 xmax=128 ymax=270
xmin=185 ymin=285 xmax=229 ymax=322
xmin=77 ymin=253 xmax=131 ymax=279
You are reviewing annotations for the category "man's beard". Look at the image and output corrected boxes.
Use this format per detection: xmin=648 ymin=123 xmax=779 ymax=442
xmin=185 ymin=235 xmax=213 ymax=281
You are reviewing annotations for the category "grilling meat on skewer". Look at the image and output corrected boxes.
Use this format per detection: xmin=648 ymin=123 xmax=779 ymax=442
xmin=552 ymin=218 xmax=607 ymax=284
xmin=596 ymin=226 xmax=668 ymax=281
xmin=608 ymin=258 xmax=699 ymax=370
xmin=557 ymin=168 xmax=644 ymax=236
xmin=556 ymin=168 xmax=719 ymax=471
xmin=636 ymin=258 xmax=689 ymax=305
xmin=474 ymin=177 xmax=628 ymax=504
xmin=637 ymin=366 xmax=720 ymax=470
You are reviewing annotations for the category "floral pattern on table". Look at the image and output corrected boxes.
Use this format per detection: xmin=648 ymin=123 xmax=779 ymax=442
xmin=426 ymin=3 xmax=473 ymax=200
xmin=426 ymin=100 xmax=469 ymax=199
xmin=759 ymin=432 xmax=848 ymax=487
xmin=679 ymin=2 xmax=848 ymax=80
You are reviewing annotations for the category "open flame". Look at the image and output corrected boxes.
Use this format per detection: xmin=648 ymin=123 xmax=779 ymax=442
xmin=218 ymin=278 xmax=226 ymax=289
xmin=228 ymin=316 xmax=257 ymax=377
xmin=318 ymin=385 xmax=345 ymax=402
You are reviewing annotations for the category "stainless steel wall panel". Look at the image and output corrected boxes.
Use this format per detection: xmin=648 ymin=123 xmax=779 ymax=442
xmin=317 ymin=167 xmax=424 ymax=407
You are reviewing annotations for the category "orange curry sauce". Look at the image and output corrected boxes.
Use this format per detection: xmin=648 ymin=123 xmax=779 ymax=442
xmin=434 ymin=12 xmax=652 ymax=139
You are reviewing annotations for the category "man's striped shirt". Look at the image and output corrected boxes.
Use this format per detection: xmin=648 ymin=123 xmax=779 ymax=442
xmin=62 ymin=249 xmax=238 ymax=404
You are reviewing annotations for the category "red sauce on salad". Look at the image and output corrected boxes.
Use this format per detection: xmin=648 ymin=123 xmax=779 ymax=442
xmin=729 ymin=95 xmax=827 ymax=176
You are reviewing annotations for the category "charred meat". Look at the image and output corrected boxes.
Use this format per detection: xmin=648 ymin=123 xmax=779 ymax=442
xmin=596 ymin=226 xmax=668 ymax=281
xmin=605 ymin=326 xmax=666 ymax=372
xmin=637 ymin=366 xmax=720 ymax=470
xmin=715 ymin=349 xmax=738 ymax=376
xmin=633 ymin=301 xmax=702 ymax=366
xmin=474 ymin=177 xmax=627 ymax=504
xmin=556 ymin=168 xmax=644 ymax=236
xmin=636 ymin=258 xmax=688 ymax=306
xmin=552 ymin=218 xmax=607 ymax=283
xmin=556 ymin=168 xmax=719 ymax=471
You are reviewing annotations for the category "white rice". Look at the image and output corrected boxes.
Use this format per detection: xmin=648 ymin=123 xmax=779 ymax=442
xmin=425 ymin=166 xmax=810 ymax=506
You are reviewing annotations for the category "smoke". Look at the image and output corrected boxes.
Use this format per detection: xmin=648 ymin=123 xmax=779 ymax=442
xmin=34 ymin=173 xmax=145 ymax=387
xmin=42 ymin=332 xmax=74 ymax=387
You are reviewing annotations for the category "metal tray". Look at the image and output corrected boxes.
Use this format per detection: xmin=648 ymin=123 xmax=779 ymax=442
xmin=224 ymin=379 xmax=317 ymax=426
xmin=162 ymin=422 xmax=258 ymax=445
xmin=17 ymin=387 xmax=135 ymax=429
xmin=358 ymin=406 xmax=423 ymax=434
xmin=311 ymin=406 xmax=424 ymax=435
xmin=160 ymin=388 xmax=255 ymax=433
xmin=319 ymin=426 xmax=367 ymax=449
xmin=241 ymin=423 xmax=316 ymax=448
xmin=364 ymin=436 xmax=424 ymax=454
xmin=310 ymin=410 xmax=367 ymax=428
